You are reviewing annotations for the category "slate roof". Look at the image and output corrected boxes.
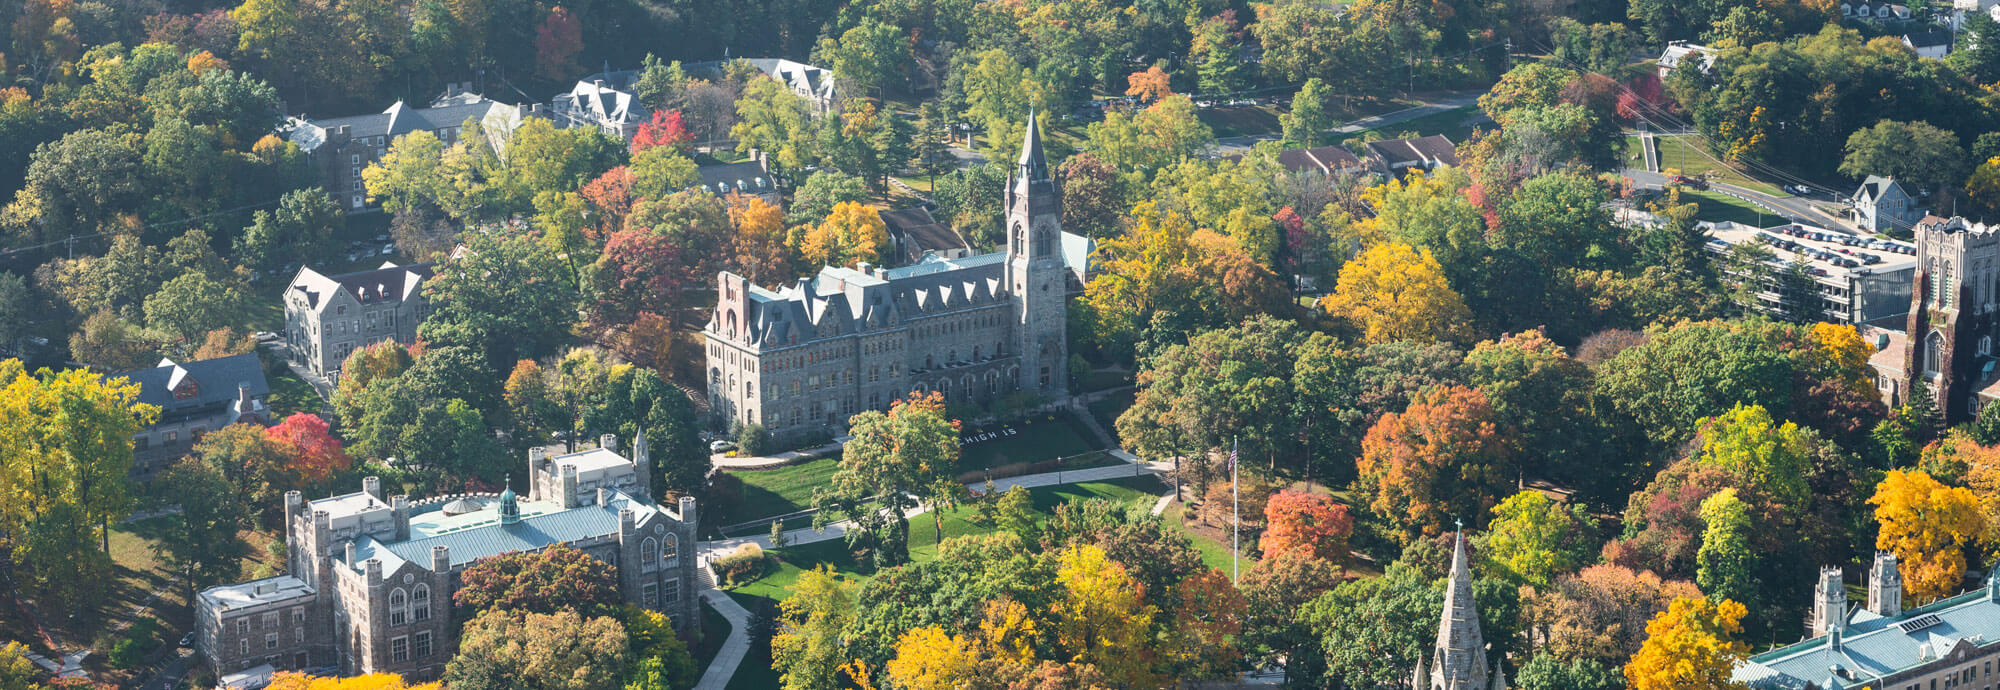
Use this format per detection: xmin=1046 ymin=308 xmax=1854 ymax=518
xmin=290 ymin=94 xmax=510 ymax=152
xmin=1904 ymin=28 xmax=1953 ymax=48
xmin=117 ymin=354 xmax=270 ymax=414
xmin=554 ymin=71 xmax=649 ymax=129
xmin=881 ymin=207 xmax=968 ymax=256
xmin=288 ymin=262 xmax=435 ymax=312
xmin=1735 ymin=583 xmax=2000 ymax=689
xmin=1856 ymin=175 xmax=1908 ymax=204
xmin=696 ymin=161 xmax=777 ymax=197
xmin=344 ymin=489 xmax=661 ymax=572
xmin=1367 ymin=135 xmax=1460 ymax=168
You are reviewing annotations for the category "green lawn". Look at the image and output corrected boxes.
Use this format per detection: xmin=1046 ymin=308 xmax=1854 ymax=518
xmin=1198 ymin=104 xmax=1284 ymax=138
xmin=692 ymin=597 xmax=732 ymax=680
xmin=1080 ymin=368 xmax=1131 ymax=393
xmin=958 ymin=414 xmax=1103 ymax=471
xmin=722 ymin=592 xmax=781 ymax=690
xmin=1162 ymin=499 xmax=1259 ymax=574
xmin=1625 ymin=135 xmax=1786 ymax=196
xmin=1685 ymin=190 xmax=1778 ymax=227
xmin=727 ymin=476 xmax=1167 ymax=602
xmin=716 ymin=457 xmax=844 ymax=526
xmin=265 ymin=368 xmax=324 ymax=419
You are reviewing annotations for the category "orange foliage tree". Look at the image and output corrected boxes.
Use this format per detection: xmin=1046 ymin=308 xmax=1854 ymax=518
xmin=1125 ymin=66 xmax=1174 ymax=103
xmin=1356 ymin=385 xmax=1515 ymax=544
xmin=1259 ymin=490 xmax=1353 ymax=562
xmin=727 ymin=194 xmax=793 ymax=284
xmin=265 ymin=413 xmax=353 ymax=485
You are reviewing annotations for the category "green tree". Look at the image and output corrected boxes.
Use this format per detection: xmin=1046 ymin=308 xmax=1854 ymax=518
xmin=1190 ymin=16 xmax=1248 ymax=94
xmin=236 ymin=189 xmax=342 ymax=271
xmin=1839 ymin=120 xmax=1968 ymax=198
xmin=818 ymin=18 xmax=907 ymax=97
xmin=1517 ymin=654 xmax=1623 ymax=690
xmin=155 ymin=459 xmax=249 ymax=596
xmin=622 ymin=606 xmax=697 ymax=690
xmin=772 ymin=566 xmax=859 ymax=690
xmin=419 ymin=229 xmax=581 ymax=368
xmin=786 ymin=171 xmax=868 ymax=228
xmin=1281 ymin=78 xmax=1333 ymax=149
xmin=1952 ymin=13 xmax=2000 ymax=84
xmin=445 ymin=609 xmax=629 ymax=690
xmin=1085 ymin=95 xmax=1213 ymax=175
xmin=958 ymin=49 xmax=1038 ymax=154
xmin=1694 ymin=489 xmax=1758 ymax=614
xmin=143 ymin=272 xmax=250 ymax=345
xmin=731 ymin=77 xmax=818 ymax=175
xmin=813 ymin=393 xmax=960 ymax=568
xmin=1476 ymin=490 xmax=1599 ymax=587
xmin=361 ymin=131 xmax=449 ymax=215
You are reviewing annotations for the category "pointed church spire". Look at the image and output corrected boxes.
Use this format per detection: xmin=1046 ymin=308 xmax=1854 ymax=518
xmin=1412 ymin=650 xmax=1430 ymax=690
xmin=1017 ymin=109 xmax=1050 ymax=184
xmin=1430 ymin=528 xmax=1491 ymax=690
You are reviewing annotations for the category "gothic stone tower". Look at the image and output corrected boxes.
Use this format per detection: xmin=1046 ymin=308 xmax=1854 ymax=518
xmin=1005 ymin=112 xmax=1070 ymax=398
xmin=1903 ymin=217 xmax=2000 ymax=422
xmin=1417 ymin=532 xmax=1505 ymax=690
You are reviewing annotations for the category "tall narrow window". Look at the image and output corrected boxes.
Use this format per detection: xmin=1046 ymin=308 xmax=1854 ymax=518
xmin=411 ymin=584 xmax=430 ymax=622
xmin=388 ymin=588 xmax=407 ymax=626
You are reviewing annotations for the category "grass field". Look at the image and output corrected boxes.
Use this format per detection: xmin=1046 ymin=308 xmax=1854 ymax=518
xmin=957 ymin=414 xmax=1102 ymax=471
xmin=266 ymin=368 xmax=323 ymax=419
xmin=692 ymin=597 xmax=732 ymax=680
xmin=717 ymin=457 xmax=844 ymax=525
xmin=1624 ymin=135 xmax=1786 ymax=196
xmin=1087 ymin=390 xmax=1135 ymax=436
xmin=1199 ymin=104 xmax=1284 ymax=138
xmin=1329 ymin=106 xmax=1487 ymax=147
xmin=1685 ymin=190 xmax=1778 ymax=227
xmin=725 ymin=476 xmax=1168 ymax=602
xmin=722 ymin=592 xmax=780 ymax=690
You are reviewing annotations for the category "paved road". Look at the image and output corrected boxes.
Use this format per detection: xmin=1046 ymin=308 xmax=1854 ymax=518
xmin=692 ymin=590 xmax=753 ymax=690
xmin=1626 ymin=169 xmax=1850 ymax=230
xmin=1212 ymin=92 xmax=1486 ymax=154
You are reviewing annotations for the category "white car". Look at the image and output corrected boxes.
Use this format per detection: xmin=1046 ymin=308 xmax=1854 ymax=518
xmin=710 ymin=440 xmax=736 ymax=453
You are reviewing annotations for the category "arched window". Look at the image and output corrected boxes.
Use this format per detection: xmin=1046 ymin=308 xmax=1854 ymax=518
xmin=662 ymin=534 xmax=679 ymax=568
xmin=389 ymin=588 xmax=407 ymax=626
xmin=1983 ymin=335 xmax=1993 ymax=357
xmin=1926 ymin=331 xmax=1947 ymax=376
xmin=987 ymin=372 xmax=999 ymax=394
xmin=641 ymin=538 xmax=657 ymax=572
xmin=962 ymin=375 xmax=975 ymax=398
xmin=726 ymin=312 xmax=737 ymax=338
xmin=939 ymin=378 xmax=952 ymax=399
xmin=411 ymin=584 xmax=431 ymax=622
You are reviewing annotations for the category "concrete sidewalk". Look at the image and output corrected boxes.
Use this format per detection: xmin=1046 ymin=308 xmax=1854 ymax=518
xmin=693 ymin=590 xmax=753 ymax=690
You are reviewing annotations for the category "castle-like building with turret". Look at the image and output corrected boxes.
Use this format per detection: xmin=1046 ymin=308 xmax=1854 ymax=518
xmin=1735 ymin=552 xmax=2000 ymax=688
xmin=193 ymin=434 xmax=698 ymax=683
xmin=1867 ymin=216 xmax=2000 ymax=420
xmin=704 ymin=114 xmax=1084 ymax=442
xmin=1413 ymin=532 xmax=1508 ymax=690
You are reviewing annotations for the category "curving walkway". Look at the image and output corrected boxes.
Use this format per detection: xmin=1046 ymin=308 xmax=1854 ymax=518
xmin=693 ymin=590 xmax=753 ymax=690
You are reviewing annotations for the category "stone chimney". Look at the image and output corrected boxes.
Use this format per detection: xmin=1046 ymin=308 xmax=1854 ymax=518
xmin=1810 ymin=566 xmax=1845 ymax=637
xmin=344 ymin=540 xmax=356 ymax=566
xmin=431 ymin=545 xmax=450 ymax=574
xmin=1869 ymin=551 xmax=1903 ymax=617
xmin=678 ymin=496 xmax=697 ymax=529
xmin=597 ymin=487 xmax=611 ymax=507
xmin=284 ymin=491 xmax=303 ymax=529
xmin=560 ymin=465 xmax=579 ymax=509
xmin=362 ymin=476 xmax=381 ymax=501
xmin=601 ymin=434 xmax=618 ymax=452
xmin=391 ymin=495 xmax=409 ymax=541
xmin=618 ymin=508 xmax=635 ymax=537
xmin=364 ymin=558 xmax=382 ymax=583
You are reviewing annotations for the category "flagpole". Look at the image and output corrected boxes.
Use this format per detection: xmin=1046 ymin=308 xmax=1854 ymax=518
xmin=1231 ymin=436 xmax=1240 ymax=586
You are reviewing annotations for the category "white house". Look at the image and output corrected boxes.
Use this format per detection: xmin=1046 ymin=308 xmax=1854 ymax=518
xmin=1658 ymin=41 xmax=1720 ymax=79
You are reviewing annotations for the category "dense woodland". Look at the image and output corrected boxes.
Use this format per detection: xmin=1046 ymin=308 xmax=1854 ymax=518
xmin=9 ymin=0 xmax=2000 ymax=687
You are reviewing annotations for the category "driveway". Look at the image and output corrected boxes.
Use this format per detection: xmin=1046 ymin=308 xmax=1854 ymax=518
xmin=1625 ymin=169 xmax=1851 ymax=231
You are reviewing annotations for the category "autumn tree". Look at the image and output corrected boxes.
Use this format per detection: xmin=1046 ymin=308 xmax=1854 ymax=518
xmin=1623 ymin=596 xmax=1750 ymax=690
xmin=1356 ymin=385 xmax=1515 ymax=544
xmin=796 ymin=201 xmax=890 ymax=269
xmin=814 ymin=393 xmax=960 ymax=568
xmin=1058 ymin=153 xmax=1122 ymax=240
xmin=1475 ymin=490 xmax=1598 ymax=587
xmin=0 ymin=641 xmax=47 ymax=690
xmin=532 ymin=6 xmax=583 ymax=80
xmin=1085 ymin=95 xmax=1213 ymax=174
xmin=1870 ymin=469 xmax=1987 ymax=601
xmin=622 ymin=606 xmax=698 ymax=690
xmin=1125 ymin=66 xmax=1173 ymax=103
xmin=1527 ymin=565 xmax=1701 ymax=669
xmin=1260 ymin=490 xmax=1353 ymax=562
xmin=1320 ymin=242 xmax=1472 ymax=344
xmin=728 ymin=194 xmax=794 ymax=284
xmin=1694 ymin=489 xmax=1759 ymax=614
xmin=1051 ymin=544 xmax=1161 ymax=688
xmin=0 ymin=362 xmax=154 ymax=607
xmin=445 ymin=608 xmax=628 ymax=690
xmin=587 ymin=229 xmax=684 ymax=327
xmin=265 ymin=413 xmax=353 ymax=487
xmin=630 ymin=111 xmax=693 ymax=154
xmin=1240 ymin=551 xmax=1344 ymax=678
xmin=453 ymin=544 xmax=621 ymax=617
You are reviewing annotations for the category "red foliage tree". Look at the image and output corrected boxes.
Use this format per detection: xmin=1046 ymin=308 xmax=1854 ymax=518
xmin=533 ymin=6 xmax=582 ymax=80
xmin=588 ymin=229 xmax=684 ymax=326
xmin=265 ymin=413 xmax=353 ymax=485
xmin=630 ymin=110 xmax=693 ymax=154
xmin=1259 ymin=490 xmax=1353 ymax=562
xmin=453 ymin=544 xmax=620 ymax=616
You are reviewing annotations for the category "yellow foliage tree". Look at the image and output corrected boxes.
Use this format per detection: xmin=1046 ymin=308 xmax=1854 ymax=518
xmin=1623 ymin=596 xmax=1751 ymax=690
xmin=266 ymin=671 xmax=441 ymax=689
xmin=727 ymin=194 xmax=794 ymax=284
xmin=883 ymin=626 xmax=984 ymax=690
xmin=1808 ymin=322 xmax=1874 ymax=395
xmin=1870 ymin=469 xmax=1988 ymax=600
xmin=797 ymin=201 xmax=890 ymax=269
xmin=1963 ymin=439 xmax=2000 ymax=545
xmin=1051 ymin=544 xmax=1160 ymax=688
xmin=1318 ymin=242 xmax=1472 ymax=344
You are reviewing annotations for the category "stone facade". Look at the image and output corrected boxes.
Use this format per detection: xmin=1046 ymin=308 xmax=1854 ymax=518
xmin=284 ymin=262 xmax=434 ymax=380
xmin=287 ymin=87 xmax=531 ymax=212
xmin=195 ymin=436 xmax=698 ymax=682
xmin=702 ymin=115 xmax=1072 ymax=443
xmin=1898 ymin=216 xmax=2000 ymax=422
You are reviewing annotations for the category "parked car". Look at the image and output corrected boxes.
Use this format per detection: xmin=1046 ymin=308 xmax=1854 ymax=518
xmin=710 ymin=440 xmax=736 ymax=453
xmin=179 ymin=632 xmax=196 ymax=648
